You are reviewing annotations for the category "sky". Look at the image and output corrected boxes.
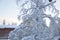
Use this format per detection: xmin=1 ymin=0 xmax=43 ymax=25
xmin=0 ymin=0 xmax=19 ymax=25
xmin=0 ymin=0 xmax=19 ymax=18
xmin=0 ymin=0 xmax=60 ymax=25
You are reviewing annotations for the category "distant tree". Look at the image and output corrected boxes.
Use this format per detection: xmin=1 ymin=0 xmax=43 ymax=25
xmin=3 ymin=19 xmax=5 ymax=25
xmin=12 ymin=22 xmax=17 ymax=25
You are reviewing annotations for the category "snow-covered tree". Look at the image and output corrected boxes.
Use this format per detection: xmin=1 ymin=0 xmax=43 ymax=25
xmin=8 ymin=0 xmax=60 ymax=40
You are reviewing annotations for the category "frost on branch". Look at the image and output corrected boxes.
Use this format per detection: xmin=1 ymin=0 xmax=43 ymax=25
xmin=8 ymin=0 xmax=60 ymax=40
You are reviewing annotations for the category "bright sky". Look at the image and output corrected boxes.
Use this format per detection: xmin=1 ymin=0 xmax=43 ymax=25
xmin=0 ymin=0 xmax=60 ymax=25
xmin=0 ymin=0 xmax=19 ymax=25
